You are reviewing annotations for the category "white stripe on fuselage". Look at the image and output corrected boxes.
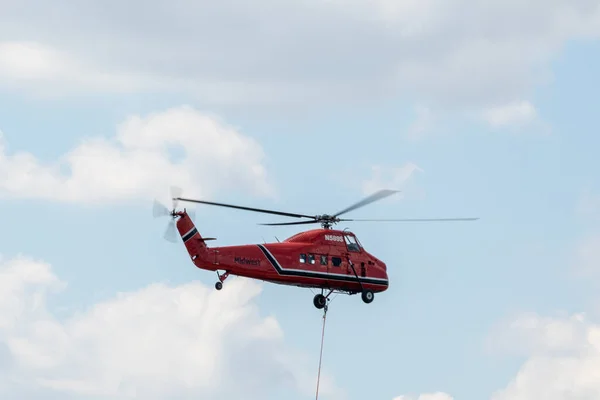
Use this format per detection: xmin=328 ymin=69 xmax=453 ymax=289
xmin=182 ymin=227 xmax=196 ymax=238
xmin=256 ymin=244 xmax=388 ymax=283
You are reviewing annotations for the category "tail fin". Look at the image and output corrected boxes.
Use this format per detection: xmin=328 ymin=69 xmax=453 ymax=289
xmin=176 ymin=210 xmax=210 ymax=262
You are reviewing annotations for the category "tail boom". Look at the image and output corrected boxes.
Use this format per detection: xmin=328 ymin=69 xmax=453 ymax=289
xmin=175 ymin=210 xmax=215 ymax=270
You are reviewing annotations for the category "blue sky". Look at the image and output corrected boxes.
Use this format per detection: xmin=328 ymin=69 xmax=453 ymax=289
xmin=1 ymin=2 xmax=600 ymax=400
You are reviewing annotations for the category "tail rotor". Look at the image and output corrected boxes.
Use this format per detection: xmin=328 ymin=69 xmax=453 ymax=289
xmin=163 ymin=217 xmax=178 ymax=242
xmin=152 ymin=199 xmax=171 ymax=218
xmin=153 ymin=186 xmax=195 ymax=243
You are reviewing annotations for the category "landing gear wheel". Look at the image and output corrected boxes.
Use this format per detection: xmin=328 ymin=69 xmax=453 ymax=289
xmin=313 ymin=294 xmax=327 ymax=309
xmin=361 ymin=289 xmax=374 ymax=304
xmin=214 ymin=271 xmax=230 ymax=291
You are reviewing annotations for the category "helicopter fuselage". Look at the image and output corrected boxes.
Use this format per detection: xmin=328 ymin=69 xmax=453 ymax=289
xmin=158 ymin=187 xmax=476 ymax=308
xmin=176 ymin=211 xmax=389 ymax=295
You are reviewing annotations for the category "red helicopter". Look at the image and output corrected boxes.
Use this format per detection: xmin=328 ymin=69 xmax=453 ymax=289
xmin=153 ymin=188 xmax=478 ymax=309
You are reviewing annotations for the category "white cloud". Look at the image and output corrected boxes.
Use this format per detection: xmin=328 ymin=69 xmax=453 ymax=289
xmin=0 ymin=42 xmax=68 ymax=81
xmin=361 ymin=162 xmax=424 ymax=196
xmin=401 ymin=308 xmax=600 ymax=400
xmin=1 ymin=0 xmax=599 ymax=111
xmin=482 ymin=101 xmax=537 ymax=128
xmin=0 ymin=254 xmax=343 ymax=399
xmin=397 ymin=230 xmax=600 ymax=400
xmin=488 ymin=311 xmax=600 ymax=400
xmin=0 ymin=42 xmax=155 ymax=98
xmin=0 ymin=105 xmax=274 ymax=204
xmin=483 ymin=233 xmax=600 ymax=400
xmin=486 ymin=312 xmax=589 ymax=358
xmin=393 ymin=393 xmax=454 ymax=400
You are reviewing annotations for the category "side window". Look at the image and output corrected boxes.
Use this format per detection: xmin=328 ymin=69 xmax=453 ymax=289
xmin=299 ymin=253 xmax=306 ymax=263
xmin=331 ymin=257 xmax=342 ymax=267
xmin=320 ymin=255 xmax=327 ymax=265
xmin=308 ymin=254 xmax=315 ymax=264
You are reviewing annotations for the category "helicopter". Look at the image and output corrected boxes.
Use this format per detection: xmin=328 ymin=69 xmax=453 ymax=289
xmin=153 ymin=188 xmax=478 ymax=309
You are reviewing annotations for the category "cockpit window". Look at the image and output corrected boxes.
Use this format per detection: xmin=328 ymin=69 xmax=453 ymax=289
xmin=344 ymin=234 xmax=360 ymax=252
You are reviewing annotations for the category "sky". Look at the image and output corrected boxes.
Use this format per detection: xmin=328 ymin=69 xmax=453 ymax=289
xmin=1 ymin=1 xmax=600 ymax=399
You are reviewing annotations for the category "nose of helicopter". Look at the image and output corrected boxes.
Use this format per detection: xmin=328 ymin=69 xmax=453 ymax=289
xmin=383 ymin=268 xmax=389 ymax=287
xmin=378 ymin=261 xmax=389 ymax=289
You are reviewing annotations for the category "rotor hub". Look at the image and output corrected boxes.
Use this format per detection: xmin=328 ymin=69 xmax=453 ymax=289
xmin=314 ymin=214 xmax=340 ymax=229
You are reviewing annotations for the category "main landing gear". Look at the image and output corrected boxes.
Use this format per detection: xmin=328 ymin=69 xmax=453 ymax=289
xmin=313 ymin=292 xmax=329 ymax=309
xmin=361 ymin=289 xmax=374 ymax=304
xmin=313 ymin=288 xmax=375 ymax=309
xmin=214 ymin=270 xmax=230 ymax=290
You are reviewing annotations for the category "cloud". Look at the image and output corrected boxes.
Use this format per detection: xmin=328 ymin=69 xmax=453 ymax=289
xmin=487 ymin=310 xmax=600 ymax=400
xmin=483 ymin=232 xmax=600 ymax=400
xmin=486 ymin=312 xmax=589 ymax=358
xmin=1 ymin=0 xmax=599 ymax=111
xmin=0 ymin=105 xmax=274 ymax=204
xmin=406 ymin=99 xmax=538 ymax=139
xmin=361 ymin=162 xmax=424 ymax=196
xmin=401 ymin=306 xmax=600 ymax=400
xmin=0 ymin=254 xmax=343 ymax=399
xmin=482 ymin=101 xmax=537 ymax=128
xmin=393 ymin=393 xmax=454 ymax=400
xmin=0 ymin=42 xmax=152 ymax=97
xmin=398 ymin=229 xmax=600 ymax=400
xmin=396 ymin=303 xmax=600 ymax=400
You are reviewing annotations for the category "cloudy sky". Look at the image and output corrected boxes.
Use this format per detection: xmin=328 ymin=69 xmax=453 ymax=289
xmin=1 ymin=1 xmax=600 ymax=399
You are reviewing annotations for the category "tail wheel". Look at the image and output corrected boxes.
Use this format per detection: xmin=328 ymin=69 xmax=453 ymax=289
xmin=361 ymin=289 xmax=374 ymax=304
xmin=313 ymin=294 xmax=326 ymax=309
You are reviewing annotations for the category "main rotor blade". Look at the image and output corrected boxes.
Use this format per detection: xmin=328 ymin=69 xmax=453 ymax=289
xmin=340 ymin=217 xmax=480 ymax=222
xmin=171 ymin=186 xmax=183 ymax=209
xmin=175 ymin=198 xmax=316 ymax=219
xmin=258 ymin=220 xmax=321 ymax=226
xmin=333 ymin=189 xmax=400 ymax=218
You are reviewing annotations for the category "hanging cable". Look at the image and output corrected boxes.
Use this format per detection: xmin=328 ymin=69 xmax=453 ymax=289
xmin=315 ymin=303 xmax=328 ymax=400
